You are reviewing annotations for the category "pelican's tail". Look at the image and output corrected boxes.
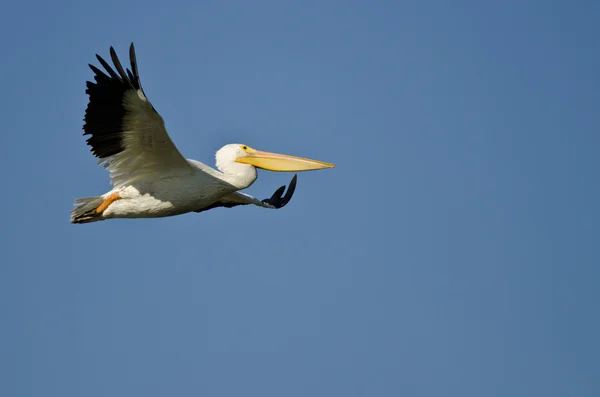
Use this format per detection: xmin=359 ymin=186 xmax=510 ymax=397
xmin=70 ymin=196 xmax=104 ymax=224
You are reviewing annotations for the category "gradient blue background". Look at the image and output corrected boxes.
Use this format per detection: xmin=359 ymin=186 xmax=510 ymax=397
xmin=1 ymin=1 xmax=598 ymax=396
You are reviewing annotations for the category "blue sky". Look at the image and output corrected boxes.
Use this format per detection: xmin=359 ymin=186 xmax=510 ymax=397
xmin=1 ymin=1 xmax=599 ymax=396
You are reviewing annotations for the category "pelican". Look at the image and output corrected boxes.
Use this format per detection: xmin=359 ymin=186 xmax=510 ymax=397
xmin=71 ymin=43 xmax=333 ymax=224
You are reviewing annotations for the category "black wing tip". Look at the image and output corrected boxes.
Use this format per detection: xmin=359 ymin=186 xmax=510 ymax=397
xmin=281 ymin=174 xmax=297 ymax=207
xmin=87 ymin=64 xmax=101 ymax=77
xmin=109 ymin=47 xmax=130 ymax=82
xmin=83 ymin=42 xmax=141 ymax=160
xmin=263 ymin=174 xmax=298 ymax=209
xmin=274 ymin=185 xmax=286 ymax=197
xmin=289 ymin=174 xmax=298 ymax=189
xmin=128 ymin=42 xmax=140 ymax=88
xmin=89 ymin=42 xmax=142 ymax=87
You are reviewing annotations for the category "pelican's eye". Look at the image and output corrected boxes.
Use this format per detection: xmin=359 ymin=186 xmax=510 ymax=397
xmin=240 ymin=145 xmax=250 ymax=152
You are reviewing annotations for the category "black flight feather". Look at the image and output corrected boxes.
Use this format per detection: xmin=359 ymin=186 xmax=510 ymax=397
xmin=83 ymin=42 xmax=144 ymax=160
xmin=193 ymin=175 xmax=298 ymax=213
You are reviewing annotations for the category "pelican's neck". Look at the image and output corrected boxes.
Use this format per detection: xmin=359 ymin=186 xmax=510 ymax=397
xmin=218 ymin=163 xmax=257 ymax=190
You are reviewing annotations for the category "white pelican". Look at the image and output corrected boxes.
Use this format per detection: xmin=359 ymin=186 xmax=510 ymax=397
xmin=71 ymin=43 xmax=334 ymax=224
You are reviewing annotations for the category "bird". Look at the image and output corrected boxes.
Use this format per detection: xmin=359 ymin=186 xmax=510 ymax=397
xmin=71 ymin=43 xmax=334 ymax=224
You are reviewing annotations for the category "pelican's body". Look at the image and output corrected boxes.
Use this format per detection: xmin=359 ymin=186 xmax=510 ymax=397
xmin=95 ymin=154 xmax=254 ymax=220
xmin=71 ymin=43 xmax=333 ymax=223
xmin=98 ymin=163 xmax=234 ymax=219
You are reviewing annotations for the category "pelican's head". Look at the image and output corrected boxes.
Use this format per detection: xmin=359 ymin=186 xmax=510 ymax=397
xmin=217 ymin=143 xmax=334 ymax=173
xmin=215 ymin=143 xmax=334 ymax=189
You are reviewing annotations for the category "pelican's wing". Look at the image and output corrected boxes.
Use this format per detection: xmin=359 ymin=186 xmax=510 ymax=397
xmin=83 ymin=43 xmax=192 ymax=187
xmin=194 ymin=175 xmax=297 ymax=213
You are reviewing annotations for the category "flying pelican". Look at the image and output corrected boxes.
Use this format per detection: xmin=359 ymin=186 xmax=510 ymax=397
xmin=71 ymin=43 xmax=334 ymax=224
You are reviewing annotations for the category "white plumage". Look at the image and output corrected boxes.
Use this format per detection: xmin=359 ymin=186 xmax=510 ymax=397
xmin=71 ymin=43 xmax=333 ymax=224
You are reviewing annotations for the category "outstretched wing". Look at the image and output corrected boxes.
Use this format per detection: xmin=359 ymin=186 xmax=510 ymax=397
xmin=194 ymin=175 xmax=298 ymax=214
xmin=83 ymin=43 xmax=192 ymax=187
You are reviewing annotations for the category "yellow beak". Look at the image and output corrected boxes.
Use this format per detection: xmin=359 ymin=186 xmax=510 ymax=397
xmin=235 ymin=149 xmax=334 ymax=172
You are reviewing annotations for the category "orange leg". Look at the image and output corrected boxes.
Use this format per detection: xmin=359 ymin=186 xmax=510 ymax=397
xmin=95 ymin=192 xmax=121 ymax=214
